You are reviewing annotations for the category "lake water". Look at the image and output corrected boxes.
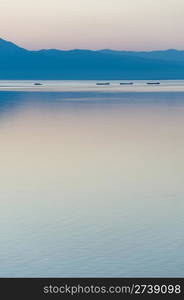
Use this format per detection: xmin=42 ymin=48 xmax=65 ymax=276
xmin=0 ymin=81 xmax=184 ymax=277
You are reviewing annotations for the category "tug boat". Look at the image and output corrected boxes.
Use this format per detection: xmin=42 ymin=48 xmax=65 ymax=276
xmin=147 ymin=82 xmax=160 ymax=85
xmin=96 ymin=82 xmax=110 ymax=86
xmin=34 ymin=82 xmax=43 ymax=86
xmin=120 ymin=82 xmax=134 ymax=85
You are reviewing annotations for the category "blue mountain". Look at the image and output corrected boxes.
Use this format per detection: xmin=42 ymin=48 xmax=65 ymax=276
xmin=0 ymin=38 xmax=184 ymax=79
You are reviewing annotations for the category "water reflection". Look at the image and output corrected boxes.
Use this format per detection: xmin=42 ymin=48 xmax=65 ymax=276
xmin=0 ymin=91 xmax=184 ymax=277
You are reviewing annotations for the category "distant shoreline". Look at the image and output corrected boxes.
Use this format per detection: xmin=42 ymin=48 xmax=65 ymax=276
xmin=1 ymin=38 xmax=184 ymax=80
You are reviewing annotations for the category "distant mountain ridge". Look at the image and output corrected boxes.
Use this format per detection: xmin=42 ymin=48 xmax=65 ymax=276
xmin=0 ymin=38 xmax=184 ymax=79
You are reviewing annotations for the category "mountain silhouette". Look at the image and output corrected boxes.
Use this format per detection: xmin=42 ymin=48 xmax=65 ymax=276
xmin=0 ymin=38 xmax=184 ymax=79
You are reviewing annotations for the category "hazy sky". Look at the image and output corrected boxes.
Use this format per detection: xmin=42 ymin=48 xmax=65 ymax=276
xmin=0 ymin=0 xmax=184 ymax=50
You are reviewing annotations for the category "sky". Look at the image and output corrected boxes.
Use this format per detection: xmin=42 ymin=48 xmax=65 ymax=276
xmin=0 ymin=0 xmax=184 ymax=50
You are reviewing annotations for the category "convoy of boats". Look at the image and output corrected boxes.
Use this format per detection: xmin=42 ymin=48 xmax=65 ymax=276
xmin=33 ymin=81 xmax=161 ymax=87
xmin=96 ymin=81 xmax=161 ymax=86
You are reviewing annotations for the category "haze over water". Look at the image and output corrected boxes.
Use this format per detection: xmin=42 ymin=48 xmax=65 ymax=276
xmin=0 ymin=82 xmax=184 ymax=277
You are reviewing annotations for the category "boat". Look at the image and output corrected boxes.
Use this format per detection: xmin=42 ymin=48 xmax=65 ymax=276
xmin=96 ymin=82 xmax=110 ymax=86
xmin=147 ymin=82 xmax=160 ymax=85
xmin=120 ymin=82 xmax=134 ymax=85
xmin=34 ymin=82 xmax=43 ymax=86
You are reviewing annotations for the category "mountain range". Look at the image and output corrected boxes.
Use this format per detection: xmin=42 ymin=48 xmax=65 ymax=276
xmin=1 ymin=38 xmax=184 ymax=79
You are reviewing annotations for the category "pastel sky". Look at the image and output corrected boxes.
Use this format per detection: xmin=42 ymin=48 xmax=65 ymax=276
xmin=0 ymin=0 xmax=183 ymax=50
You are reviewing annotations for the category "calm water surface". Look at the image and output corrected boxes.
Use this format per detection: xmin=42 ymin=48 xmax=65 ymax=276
xmin=0 ymin=86 xmax=184 ymax=277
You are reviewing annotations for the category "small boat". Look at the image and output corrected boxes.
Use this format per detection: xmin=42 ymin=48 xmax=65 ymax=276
xmin=147 ymin=82 xmax=160 ymax=85
xmin=120 ymin=82 xmax=134 ymax=85
xmin=96 ymin=82 xmax=110 ymax=86
xmin=34 ymin=82 xmax=43 ymax=86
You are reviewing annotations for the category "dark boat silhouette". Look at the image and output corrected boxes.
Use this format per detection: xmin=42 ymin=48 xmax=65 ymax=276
xmin=120 ymin=82 xmax=134 ymax=85
xmin=96 ymin=82 xmax=110 ymax=86
xmin=34 ymin=82 xmax=43 ymax=86
xmin=147 ymin=82 xmax=160 ymax=85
